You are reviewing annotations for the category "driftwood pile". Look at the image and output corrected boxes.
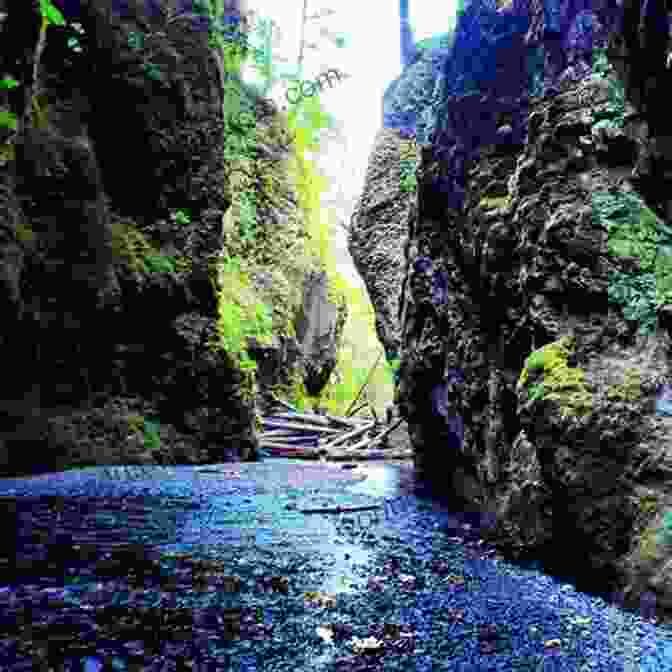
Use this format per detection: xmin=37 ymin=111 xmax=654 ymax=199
xmin=258 ymin=394 xmax=407 ymax=460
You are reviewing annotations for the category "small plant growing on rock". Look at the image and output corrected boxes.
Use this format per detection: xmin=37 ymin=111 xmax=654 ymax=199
xmin=170 ymin=209 xmax=191 ymax=226
xmin=399 ymin=142 xmax=418 ymax=195
xmin=144 ymin=254 xmax=177 ymax=274
xmin=142 ymin=419 xmax=161 ymax=453
xmin=655 ymin=510 xmax=672 ymax=547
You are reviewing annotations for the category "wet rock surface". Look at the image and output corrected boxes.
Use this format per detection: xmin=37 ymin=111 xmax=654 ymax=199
xmin=350 ymin=0 xmax=672 ymax=627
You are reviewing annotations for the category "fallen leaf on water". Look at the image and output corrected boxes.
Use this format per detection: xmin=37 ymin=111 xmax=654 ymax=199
xmin=571 ymin=616 xmax=592 ymax=626
xmin=316 ymin=625 xmax=334 ymax=643
xmin=304 ymin=591 xmax=337 ymax=608
xmin=366 ymin=576 xmax=386 ymax=591
xmin=269 ymin=576 xmax=289 ymax=594
xmin=351 ymin=636 xmax=384 ymax=653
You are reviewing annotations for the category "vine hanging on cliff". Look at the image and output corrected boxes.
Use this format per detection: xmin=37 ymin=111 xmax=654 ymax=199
xmin=0 ymin=0 xmax=65 ymax=144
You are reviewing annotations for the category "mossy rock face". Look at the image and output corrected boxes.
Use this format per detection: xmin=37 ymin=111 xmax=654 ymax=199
xmin=606 ymin=367 xmax=642 ymax=402
xmin=638 ymin=524 xmax=663 ymax=565
xmin=478 ymin=195 xmax=510 ymax=211
xmin=639 ymin=494 xmax=661 ymax=517
xmin=517 ymin=336 xmax=593 ymax=418
xmin=13 ymin=220 xmax=36 ymax=250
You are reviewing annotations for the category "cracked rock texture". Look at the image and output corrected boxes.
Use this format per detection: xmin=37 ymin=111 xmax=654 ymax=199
xmin=0 ymin=0 xmax=345 ymax=475
xmin=352 ymin=0 xmax=672 ymax=625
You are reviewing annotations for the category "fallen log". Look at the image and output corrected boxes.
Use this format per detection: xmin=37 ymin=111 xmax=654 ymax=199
xmin=257 ymin=429 xmax=297 ymax=438
xmin=259 ymin=440 xmax=318 ymax=450
xmin=327 ymin=451 xmax=412 ymax=461
xmin=259 ymin=435 xmax=319 ymax=445
xmin=262 ymin=419 xmax=341 ymax=434
xmin=366 ymin=417 xmax=404 ymax=448
xmin=318 ymin=420 xmax=376 ymax=450
xmin=330 ymin=413 xmax=372 ymax=426
xmin=336 ymin=429 xmax=379 ymax=453
xmin=260 ymin=444 xmax=321 ymax=458
xmin=259 ymin=426 xmax=317 ymax=436
xmin=265 ymin=451 xmax=321 ymax=459
xmin=268 ymin=412 xmax=332 ymax=427
xmin=324 ymin=414 xmax=367 ymax=429
xmin=299 ymin=504 xmax=383 ymax=514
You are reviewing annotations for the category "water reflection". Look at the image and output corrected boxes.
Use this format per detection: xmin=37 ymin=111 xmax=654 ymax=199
xmin=347 ymin=462 xmax=403 ymax=498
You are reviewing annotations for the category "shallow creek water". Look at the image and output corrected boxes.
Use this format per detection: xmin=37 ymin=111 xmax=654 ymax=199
xmin=1 ymin=458 xmax=672 ymax=671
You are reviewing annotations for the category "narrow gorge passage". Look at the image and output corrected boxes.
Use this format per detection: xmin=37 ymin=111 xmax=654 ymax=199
xmin=6 ymin=0 xmax=672 ymax=669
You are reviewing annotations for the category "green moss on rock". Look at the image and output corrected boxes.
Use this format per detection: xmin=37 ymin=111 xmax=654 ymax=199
xmin=14 ymin=220 xmax=36 ymax=250
xmin=638 ymin=494 xmax=660 ymax=517
xmin=518 ymin=336 xmax=593 ymax=418
xmin=606 ymin=367 xmax=642 ymax=402
xmin=478 ymin=195 xmax=510 ymax=211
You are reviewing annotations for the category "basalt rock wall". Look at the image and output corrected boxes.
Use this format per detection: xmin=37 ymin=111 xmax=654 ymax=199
xmin=355 ymin=0 xmax=672 ymax=624
xmin=0 ymin=0 xmax=341 ymax=475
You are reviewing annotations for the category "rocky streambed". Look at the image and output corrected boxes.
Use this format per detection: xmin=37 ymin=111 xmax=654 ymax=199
xmin=1 ymin=459 xmax=672 ymax=671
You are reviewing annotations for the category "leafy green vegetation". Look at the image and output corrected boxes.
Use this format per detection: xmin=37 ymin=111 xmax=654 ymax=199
xmin=0 ymin=0 xmax=65 ymax=133
xmin=387 ymin=357 xmax=401 ymax=385
xmin=595 ymin=189 xmax=672 ymax=334
xmin=399 ymin=139 xmax=418 ymax=194
xmin=170 ymin=209 xmax=191 ymax=226
xmin=216 ymin=254 xmax=274 ymax=372
xmin=247 ymin=16 xmax=278 ymax=97
xmin=656 ymin=509 xmax=672 ymax=547
xmin=143 ymin=254 xmax=177 ymax=274
xmin=237 ymin=191 xmax=257 ymax=243
xmin=608 ymin=271 xmax=658 ymax=335
xmin=591 ymin=47 xmax=626 ymax=127
xmin=0 ymin=76 xmax=19 ymax=90
xmin=39 ymin=0 xmax=65 ymax=26
xmin=142 ymin=419 xmax=162 ymax=452
xmin=110 ymin=218 xmax=186 ymax=277
xmin=0 ymin=109 xmax=17 ymax=131
xmin=212 ymin=7 xmax=388 ymax=416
